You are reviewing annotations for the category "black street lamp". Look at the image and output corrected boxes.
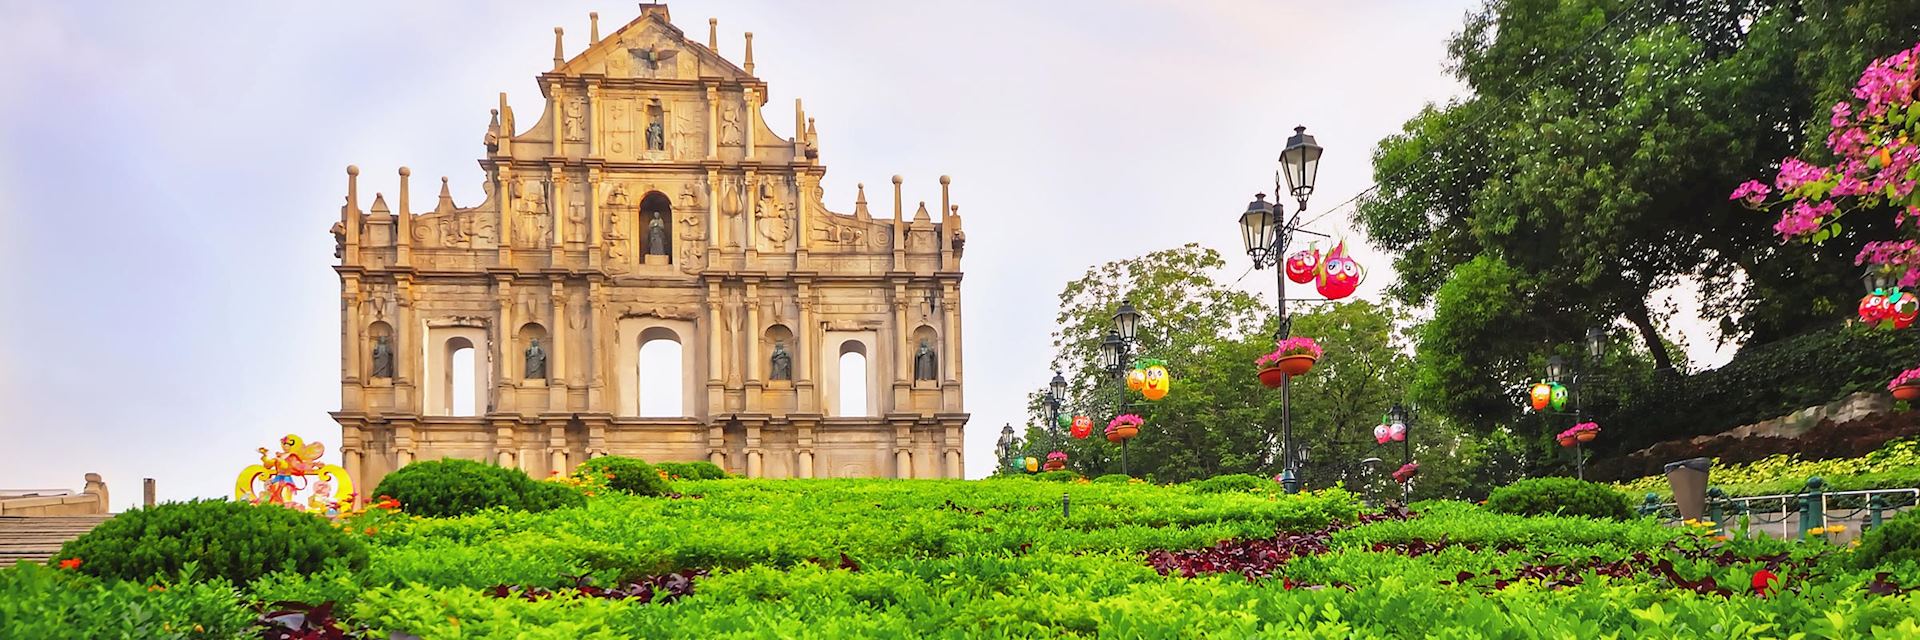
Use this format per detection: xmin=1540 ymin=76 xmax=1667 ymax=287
xmin=1100 ymin=300 xmax=1143 ymax=475
xmin=1389 ymin=404 xmax=1413 ymax=502
xmin=994 ymin=423 xmax=1016 ymax=474
xmin=1044 ymin=371 xmax=1067 ymax=450
xmin=1237 ymin=125 xmax=1324 ymax=495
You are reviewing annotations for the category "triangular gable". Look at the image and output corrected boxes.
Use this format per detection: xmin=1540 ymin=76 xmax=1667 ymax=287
xmin=558 ymin=12 xmax=753 ymax=82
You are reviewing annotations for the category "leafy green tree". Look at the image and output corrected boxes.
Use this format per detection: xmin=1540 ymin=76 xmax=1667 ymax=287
xmin=1356 ymin=0 xmax=1920 ymax=434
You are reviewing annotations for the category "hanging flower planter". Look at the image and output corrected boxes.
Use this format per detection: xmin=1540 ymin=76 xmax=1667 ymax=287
xmin=1254 ymin=337 xmax=1324 ymax=385
xmin=1043 ymin=451 xmax=1067 ymax=472
xmin=1558 ymin=422 xmax=1600 ymax=447
xmin=1889 ymin=367 xmax=1920 ymax=400
xmin=1391 ymin=461 xmax=1419 ymax=484
xmin=1106 ymin=414 xmax=1143 ymax=443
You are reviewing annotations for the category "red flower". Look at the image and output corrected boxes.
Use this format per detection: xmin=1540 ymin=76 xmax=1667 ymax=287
xmin=1751 ymin=569 xmax=1779 ymax=596
xmin=58 ymin=558 xmax=81 ymax=570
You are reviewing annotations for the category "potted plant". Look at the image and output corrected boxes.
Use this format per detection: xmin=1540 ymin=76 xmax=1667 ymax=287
xmin=1391 ymin=462 xmax=1419 ymax=484
xmin=1561 ymin=422 xmax=1600 ymax=444
xmin=1889 ymin=367 xmax=1920 ymax=401
xmin=1044 ymin=451 xmax=1067 ymax=471
xmin=1254 ymin=337 xmax=1324 ymax=387
xmin=1106 ymin=414 xmax=1143 ymax=443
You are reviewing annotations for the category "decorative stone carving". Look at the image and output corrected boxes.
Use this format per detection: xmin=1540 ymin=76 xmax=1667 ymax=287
xmin=514 ymin=180 xmax=549 ymax=249
xmin=624 ymin=304 xmax=697 ymax=320
xmin=646 ymin=212 xmax=669 ymax=256
xmin=646 ymin=119 xmax=665 ymax=151
xmin=621 ymin=32 xmax=681 ymax=79
xmin=606 ymin=99 xmax=632 ymax=156
xmin=673 ymin=108 xmax=699 ymax=159
xmin=605 ymin=183 xmax=632 ymax=269
xmin=563 ymin=96 xmax=586 ymax=142
xmin=329 ymin=220 xmax=345 ymax=258
xmin=757 ymin=178 xmax=794 ymax=249
xmin=720 ymin=102 xmax=743 ymax=146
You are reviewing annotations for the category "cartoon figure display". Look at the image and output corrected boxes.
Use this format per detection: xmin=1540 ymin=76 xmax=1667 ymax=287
xmin=1284 ymin=246 xmax=1320 ymax=284
xmin=1315 ymin=241 xmax=1363 ymax=300
xmin=1069 ymin=415 xmax=1094 ymax=439
xmin=1140 ymin=361 xmax=1170 ymax=401
xmin=235 ymin=434 xmax=354 ymax=513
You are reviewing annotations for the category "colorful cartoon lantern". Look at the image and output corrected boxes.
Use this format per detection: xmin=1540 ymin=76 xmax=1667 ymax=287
xmin=1056 ymin=413 xmax=1072 ymax=429
xmin=1373 ymin=422 xmax=1390 ymax=444
xmin=1388 ymin=420 xmax=1407 ymax=442
xmin=1315 ymin=241 xmax=1363 ymax=300
xmin=1529 ymin=383 xmax=1552 ymax=411
xmin=1024 ymin=457 xmax=1040 ymax=473
xmin=1893 ymin=292 xmax=1919 ymax=329
xmin=1861 ymin=293 xmax=1892 ymax=323
xmin=1285 ymin=247 xmax=1320 ymax=284
xmin=235 ymin=434 xmax=354 ymax=513
xmin=1139 ymin=360 xmax=1170 ymax=401
xmin=1549 ymin=383 xmax=1569 ymax=412
xmin=1125 ymin=368 xmax=1147 ymax=391
xmin=1069 ymin=415 xmax=1094 ymax=439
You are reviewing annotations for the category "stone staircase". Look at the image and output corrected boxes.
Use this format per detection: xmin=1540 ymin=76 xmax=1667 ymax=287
xmin=0 ymin=515 xmax=114 ymax=568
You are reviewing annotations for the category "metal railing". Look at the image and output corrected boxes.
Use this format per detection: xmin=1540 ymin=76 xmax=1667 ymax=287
xmin=1643 ymin=483 xmax=1919 ymax=539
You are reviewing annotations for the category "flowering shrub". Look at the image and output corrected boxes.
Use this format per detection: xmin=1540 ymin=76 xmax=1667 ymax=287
xmin=1046 ymin=451 xmax=1067 ymax=463
xmin=1736 ymin=41 xmax=1920 ymax=283
xmin=1256 ymin=336 xmax=1323 ymax=367
xmin=1889 ymin=367 xmax=1920 ymax=391
xmin=574 ymin=456 xmax=672 ymax=497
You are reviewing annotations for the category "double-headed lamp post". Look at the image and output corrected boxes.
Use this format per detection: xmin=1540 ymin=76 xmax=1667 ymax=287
xmin=1237 ymin=125 xmax=1324 ymax=494
xmin=1045 ymin=371 xmax=1068 ymax=450
xmin=1098 ymin=300 xmax=1143 ymax=474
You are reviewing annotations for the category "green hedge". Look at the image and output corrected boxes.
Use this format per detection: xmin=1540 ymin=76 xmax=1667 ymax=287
xmin=1486 ymin=477 xmax=1633 ymax=520
xmin=1189 ymin=473 xmax=1270 ymax=494
xmin=54 ymin=499 xmax=366 ymax=586
xmin=658 ymin=461 xmax=729 ymax=480
xmin=1603 ymin=323 xmax=1920 ymax=453
xmin=373 ymin=458 xmax=582 ymax=517
xmin=1855 ymin=508 xmax=1920 ymax=569
xmin=575 ymin=456 xmax=672 ymax=496
xmin=1092 ymin=473 xmax=1133 ymax=484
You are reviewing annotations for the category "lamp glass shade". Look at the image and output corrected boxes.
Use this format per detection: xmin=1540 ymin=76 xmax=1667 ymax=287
xmin=1280 ymin=126 xmax=1322 ymax=207
xmin=1113 ymin=301 xmax=1141 ymax=342
xmin=1239 ymin=195 xmax=1277 ymax=260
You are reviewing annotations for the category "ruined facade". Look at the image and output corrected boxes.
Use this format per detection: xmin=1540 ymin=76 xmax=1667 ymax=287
xmin=330 ymin=4 xmax=968 ymax=491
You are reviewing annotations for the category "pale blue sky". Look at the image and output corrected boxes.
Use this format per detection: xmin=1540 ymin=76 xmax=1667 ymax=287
xmin=5 ymin=0 xmax=1716 ymax=503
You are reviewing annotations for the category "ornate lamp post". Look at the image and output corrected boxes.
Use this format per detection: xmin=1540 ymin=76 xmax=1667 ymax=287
xmin=993 ymin=423 xmax=1017 ymax=475
xmin=1098 ymin=301 xmax=1143 ymax=475
xmin=1542 ymin=329 xmax=1609 ymax=479
xmin=1045 ymin=371 xmax=1067 ymax=451
xmin=1388 ymin=404 xmax=1413 ymax=502
xmin=1237 ymin=125 xmax=1323 ymax=495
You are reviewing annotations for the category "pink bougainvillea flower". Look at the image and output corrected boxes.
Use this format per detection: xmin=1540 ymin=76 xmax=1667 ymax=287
xmin=1774 ymin=157 xmax=1830 ymax=192
xmin=1729 ymin=180 xmax=1770 ymax=208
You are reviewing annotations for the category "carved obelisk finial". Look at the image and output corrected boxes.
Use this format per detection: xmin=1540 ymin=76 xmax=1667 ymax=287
xmin=397 ymin=167 xmax=413 ymax=266
xmin=437 ymin=177 xmax=456 ymax=210
xmin=552 ymin=27 xmax=565 ymax=70
xmin=345 ymin=165 xmax=361 ymax=213
xmin=709 ymin=18 xmax=718 ymax=50
xmin=398 ymin=167 xmax=412 ymax=216
xmin=854 ymin=183 xmax=870 ymax=219
xmin=743 ymin=32 xmax=755 ymax=75
xmin=589 ymin=12 xmax=600 ymax=44
xmin=891 ymin=176 xmax=905 ymax=264
xmin=794 ymin=98 xmax=805 ymax=143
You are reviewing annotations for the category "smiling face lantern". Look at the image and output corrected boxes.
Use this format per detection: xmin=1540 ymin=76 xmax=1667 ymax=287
xmin=1315 ymin=241 xmax=1362 ymax=300
xmin=1529 ymin=383 xmax=1553 ymax=411
xmin=1125 ymin=368 xmax=1147 ymax=391
xmin=1140 ymin=363 xmax=1170 ymax=401
xmin=1285 ymin=247 xmax=1320 ymax=284
xmin=1069 ymin=415 xmax=1094 ymax=439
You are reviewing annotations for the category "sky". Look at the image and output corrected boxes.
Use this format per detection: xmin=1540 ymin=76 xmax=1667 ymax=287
xmin=0 ymin=1 xmax=1737 ymax=504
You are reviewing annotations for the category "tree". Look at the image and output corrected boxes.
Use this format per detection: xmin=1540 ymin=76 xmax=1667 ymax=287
xmin=1356 ymin=0 xmax=1920 ymax=432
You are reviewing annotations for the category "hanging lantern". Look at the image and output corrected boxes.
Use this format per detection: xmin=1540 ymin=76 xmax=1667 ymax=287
xmin=1056 ymin=413 xmax=1071 ymax=429
xmin=1893 ymin=291 xmax=1919 ymax=329
xmin=1023 ymin=457 xmax=1039 ymax=473
xmin=1373 ymin=423 xmax=1390 ymax=444
xmin=1284 ymin=247 xmax=1320 ymax=284
xmin=1529 ymin=382 xmax=1552 ymax=411
xmin=1549 ymin=383 xmax=1569 ymax=412
xmin=1388 ymin=420 xmax=1407 ymax=442
xmin=1125 ymin=368 xmax=1147 ymax=391
xmin=1315 ymin=241 xmax=1363 ymax=300
xmin=1069 ymin=416 xmax=1093 ymax=439
xmin=1861 ymin=292 xmax=1893 ymax=324
xmin=1141 ymin=361 xmax=1171 ymax=401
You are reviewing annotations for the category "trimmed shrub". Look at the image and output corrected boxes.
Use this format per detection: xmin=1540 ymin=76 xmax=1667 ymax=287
xmin=1034 ymin=470 xmax=1081 ymax=483
xmin=1190 ymin=474 xmax=1269 ymax=494
xmin=658 ymin=461 xmax=729 ymax=480
xmin=53 ymin=499 xmax=367 ymax=586
xmin=523 ymin=478 xmax=589 ymax=511
xmin=1855 ymin=509 xmax=1920 ymax=568
xmin=1485 ymin=477 xmax=1633 ymax=520
xmin=1093 ymin=474 xmax=1133 ymax=484
xmin=575 ymin=456 xmax=672 ymax=496
xmin=373 ymin=458 xmax=570 ymax=517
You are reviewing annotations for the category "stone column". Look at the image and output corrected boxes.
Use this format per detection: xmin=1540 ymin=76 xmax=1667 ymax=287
xmin=745 ymin=284 xmax=761 ymax=383
xmin=892 ymin=293 xmax=909 ymax=412
xmin=706 ymin=285 xmax=725 ymax=413
xmin=706 ymin=168 xmax=721 ymax=267
xmin=586 ymin=85 xmax=600 ymax=157
xmin=549 ymin=424 xmax=568 ymax=475
xmin=397 ymin=278 xmax=417 ymax=411
xmin=495 ymin=277 xmax=515 ymax=414
xmin=895 ymin=448 xmax=913 ymax=479
xmin=587 ymin=169 xmax=602 ymax=270
xmin=342 ymin=447 xmax=363 ymax=501
xmin=796 ymin=285 xmax=816 ymax=413
xmin=745 ymin=86 xmax=758 ymax=158
xmin=548 ymin=81 xmax=563 ymax=156
xmin=945 ymin=448 xmax=961 ymax=479
xmin=549 ymin=168 xmax=567 ymax=264
xmin=342 ymin=278 xmax=363 ymax=411
xmin=705 ymin=84 xmax=718 ymax=160
xmin=588 ymin=282 xmax=608 ymax=410
xmin=798 ymin=451 xmax=814 ymax=478
xmin=498 ymin=166 xmax=514 ymax=265
xmin=549 ymin=280 xmax=568 ymax=410
xmin=743 ymin=168 xmax=758 ymax=263
xmin=747 ymin=450 xmax=763 ymax=478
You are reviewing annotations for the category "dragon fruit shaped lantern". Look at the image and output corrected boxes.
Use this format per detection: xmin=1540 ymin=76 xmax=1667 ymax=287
xmin=1315 ymin=241 xmax=1363 ymax=300
xmin=1285 ymin=245 xmax=1320 ymax=285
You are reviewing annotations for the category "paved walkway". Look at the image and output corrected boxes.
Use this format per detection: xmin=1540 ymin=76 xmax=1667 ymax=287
xmin=0 ymin=515 xmax=113 ymax=568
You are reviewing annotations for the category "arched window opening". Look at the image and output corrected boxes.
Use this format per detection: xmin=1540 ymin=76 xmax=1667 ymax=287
xmin=638 ymin=331 xmax=684 ymax=417
xmin=447 ymin=337 xmax=477 ymax=417
xmin=837 ymin=340 xmax=868 ymax=417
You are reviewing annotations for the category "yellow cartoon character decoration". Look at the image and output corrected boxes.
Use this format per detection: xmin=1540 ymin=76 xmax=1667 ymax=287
xmin=1125 ymin=368 xmax=1148 ymax=392
xmin=235 ymin=434 xmax=354 ymax=513
xmin=1136 ymin=359 xmax=1171 ymax=401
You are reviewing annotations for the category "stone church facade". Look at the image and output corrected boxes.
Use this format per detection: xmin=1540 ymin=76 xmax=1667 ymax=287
xmin=329 ymin=4 xmax=969 ymax=492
